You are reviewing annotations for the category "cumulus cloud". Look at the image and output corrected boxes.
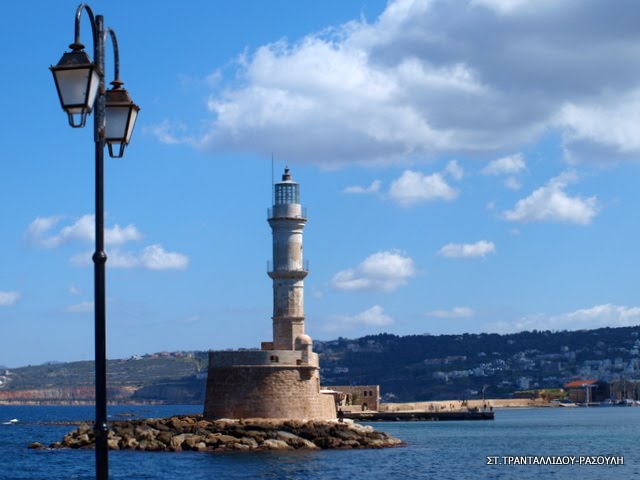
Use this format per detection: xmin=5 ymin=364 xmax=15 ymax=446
xmin=71 ymin=245 xmax=189 ymax=271
xmin=325 ymin=305 xmax=394 ymax=331
xmin=444 ymin=160 xmax=464 ymax=180
xmin=344 ymin=180 xmax=382 ymax=194
xmin=0 ymin=291 xmax=21 ymax=306
xmin=503 ymin=176 xmax=522 ymax=190
xmin=481 ymin=154 xmax=526 ymax=176
xmin=558 ymin=89 xmax=640 ymax=163
xmin=162 ymin=0 xmax=640 ymax=166
xmin=487 ymin=304 xmax=640 ymax=333
xmin=438 ymin=240 xmax=495 ymax=258
xmin=140 ymin=245 xmax=189 ymax=270
xmin=24 ymin=215 xmax=141 ymax=248
xmin=23 ymin=216 xmax=64 ymax=245
xmin=389 ymin=170 xmax=457 ymax=206
xmin=426 ymin=307 xmax=475 ymax=318
xmin=503 ymin=171 xmax=598 ymax=225
xmin=332 ymin=250 xmax=416 ymax=292
xmin=26 ymin=215 xmax=188 ymax=271
xmin=66 ymin=301 xmax=94 ymax=313
xmin=144 ymin=120 xmax=192 ymax=145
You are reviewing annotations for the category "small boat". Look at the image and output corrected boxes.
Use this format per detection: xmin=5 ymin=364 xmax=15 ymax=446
xmin=2 ymin=419 xmax=18 ymax=425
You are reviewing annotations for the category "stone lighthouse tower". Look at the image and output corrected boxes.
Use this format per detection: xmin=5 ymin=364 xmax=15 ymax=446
xmin=268 ymin=167 xmax=308 ymax=351
xmin=203 ymin=167 xmax=335 ymax=420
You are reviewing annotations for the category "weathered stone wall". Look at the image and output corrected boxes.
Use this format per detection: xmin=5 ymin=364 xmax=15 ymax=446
xmin=332 ymin=385 xmax=380 ymax=411
xmin=208 ymin=350 xmax=319 ymax=368
xmin=204 ymin=360 xmax=336 ymax=420
xmin=317 ymin=390 xmax=338 ymax=419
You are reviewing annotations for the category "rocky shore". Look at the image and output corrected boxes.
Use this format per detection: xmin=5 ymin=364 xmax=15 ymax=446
xmin=30 ymin=415 xmax=402 ymax=452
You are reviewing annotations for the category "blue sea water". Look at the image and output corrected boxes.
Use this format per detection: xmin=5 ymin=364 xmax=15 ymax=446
xmin=0 ymin=405 xmax=638 ymax=479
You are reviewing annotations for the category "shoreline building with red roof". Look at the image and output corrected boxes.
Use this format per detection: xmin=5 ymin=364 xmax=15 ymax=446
xmin=564 ymin=379 xmax=610 ymax=404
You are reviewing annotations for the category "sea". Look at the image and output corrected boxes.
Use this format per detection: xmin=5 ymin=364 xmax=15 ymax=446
xmin=0 ymin=404 xmax=638 ymax=479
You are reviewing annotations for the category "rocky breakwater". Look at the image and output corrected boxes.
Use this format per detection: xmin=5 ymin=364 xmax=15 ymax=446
xmin=32 ymin=415 xmax=402 ymax=452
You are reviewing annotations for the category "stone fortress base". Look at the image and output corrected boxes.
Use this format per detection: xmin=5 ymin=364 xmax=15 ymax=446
xmin=203 ymin=349 xmax=336 ymax=420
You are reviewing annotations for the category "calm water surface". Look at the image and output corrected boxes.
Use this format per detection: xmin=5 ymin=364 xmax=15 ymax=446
xmin=0 ymin=405 xmax=637 ymax=479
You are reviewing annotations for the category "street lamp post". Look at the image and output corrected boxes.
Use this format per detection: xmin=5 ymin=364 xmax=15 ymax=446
xmin=50 ymin=4 xmax=139 ymax=479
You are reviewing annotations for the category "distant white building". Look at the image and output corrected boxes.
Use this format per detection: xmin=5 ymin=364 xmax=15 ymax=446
xmin=517 ymin=377 xmax=530 ymax=390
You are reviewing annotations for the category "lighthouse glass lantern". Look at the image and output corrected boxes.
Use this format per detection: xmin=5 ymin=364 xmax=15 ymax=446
xmin=275 ymin=168 xmax=300 ymax=204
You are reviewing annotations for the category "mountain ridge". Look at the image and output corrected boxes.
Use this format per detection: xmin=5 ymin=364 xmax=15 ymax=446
xmin=1 ymin=325 xmax=638 ymax=403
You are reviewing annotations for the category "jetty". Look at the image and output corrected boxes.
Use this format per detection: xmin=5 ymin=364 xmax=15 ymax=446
xmin=344 ymin=410 xmax=494 ymax=421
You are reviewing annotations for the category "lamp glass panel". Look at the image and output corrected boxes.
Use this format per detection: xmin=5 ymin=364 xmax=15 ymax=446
xmin=125 ymin=109 xmax=138 ymax=142
xmin=54 ymin=68 xmax=98 ymax=109
xmin=105 ymin=106 xmax=129 ymax=140
xmin=85 ymin=69 xmax=100 ymax=110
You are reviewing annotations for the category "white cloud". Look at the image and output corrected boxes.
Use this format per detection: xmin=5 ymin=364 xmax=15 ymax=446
xmin=23 ymin=216 xmax=64 ymax=245
xmin=487 ymin=304 xmax=640 ymax=333
xmin=0 ymin=291 xmax=21 ymax=306
xmin=503 ymin=171 xmax=598 ymax=225
xmin=344 ymin=180 xmax=381 ymax=194
xmin=70 ymin=245 xmax=189 ymax=271
xmin=388 ymin=170 xmax=457 ymax=206
xmin=503 ymin=176 xmax=521 ymax=190
xmin=110 ymin=250 xmax=142 ymax=269
xmin=332 ymin=250 xmax=416 ymax=292
xmin=66 ymin=301 xmax=94 ymax=313
xmin=69 ymin=285 xmax=81 ymax=295
xmin=426 ymin=307 xmax=475 ymax=318
xmin=445 ymin=160 xmax=464 ymax=180
xmin=24 ymin=215 xmax=141 ymax=248
xmin=140 ymin=245 xmax=189 ymax=271
xmin=144 ymin=120 xmax=192 ymax=145
xmin=179 ymin=0 xmax=640 ymax=166
xmin=438 ymin=240 xmax=496 ymax=258
xmin=27 ymin=215 xmax=188 ymax=271
xmin=470 ymin=0 xmax=555 ymax=16
xmin=558 ymin=89 xmax=640 ymax=163
xmin=481 ymin=154 xmax=526 ymax=176
xmin=328 ymin=305 xmax=394 ymax=330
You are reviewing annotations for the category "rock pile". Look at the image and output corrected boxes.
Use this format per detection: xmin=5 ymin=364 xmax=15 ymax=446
xmin=32 ymin=415 xmax=402 ymax=452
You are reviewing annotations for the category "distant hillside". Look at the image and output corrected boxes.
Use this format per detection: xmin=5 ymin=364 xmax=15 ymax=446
xmin=316 ymin=326 xmax=640 ymax=401
xmin=1 ymin=326 xmax=638 ymax=403
xmin=0 ymin=352 xmax=208 ymax=404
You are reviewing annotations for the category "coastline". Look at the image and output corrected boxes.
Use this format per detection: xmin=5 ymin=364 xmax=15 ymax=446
xmin=1 ymin=398 xmax=549 ymax=408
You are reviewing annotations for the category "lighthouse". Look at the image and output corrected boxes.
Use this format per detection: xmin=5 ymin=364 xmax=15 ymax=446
xmin=268 ymin=167 xmax=309 ymax=351
xmin=203 ymin=167 xmax=335 ymax=420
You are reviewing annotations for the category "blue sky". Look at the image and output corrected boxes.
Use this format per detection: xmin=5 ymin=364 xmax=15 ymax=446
xmin=2 ymin=0 xmax=640 ymax=367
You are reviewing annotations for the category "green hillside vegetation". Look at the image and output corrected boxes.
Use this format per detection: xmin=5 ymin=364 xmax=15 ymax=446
xmin=317 ymin=326 xmax=640 ymax=401
xmin=1 ymin=326 xmax=638 ymax=403
xmin=7 ymin=356 xmax=200 ymax=390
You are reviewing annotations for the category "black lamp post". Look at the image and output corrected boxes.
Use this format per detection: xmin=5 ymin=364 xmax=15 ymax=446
xmin=50 ymin=4 xmax=139 ymax=479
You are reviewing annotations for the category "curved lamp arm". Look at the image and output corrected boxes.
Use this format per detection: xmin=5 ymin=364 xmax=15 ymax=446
xmin=70 ymin=3 xmax=96 ymax=52
xmin=106 ymin=28 xmax=122 ymax=88
xmin=69 ymin=4 xmax=123 ymax=88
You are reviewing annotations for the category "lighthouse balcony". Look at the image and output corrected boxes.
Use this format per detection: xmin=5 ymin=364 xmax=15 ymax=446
xmin=267 ymin=206 xmax=307 ymax=220
xmin=267 ymin=260 xmax=309 ymax=279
